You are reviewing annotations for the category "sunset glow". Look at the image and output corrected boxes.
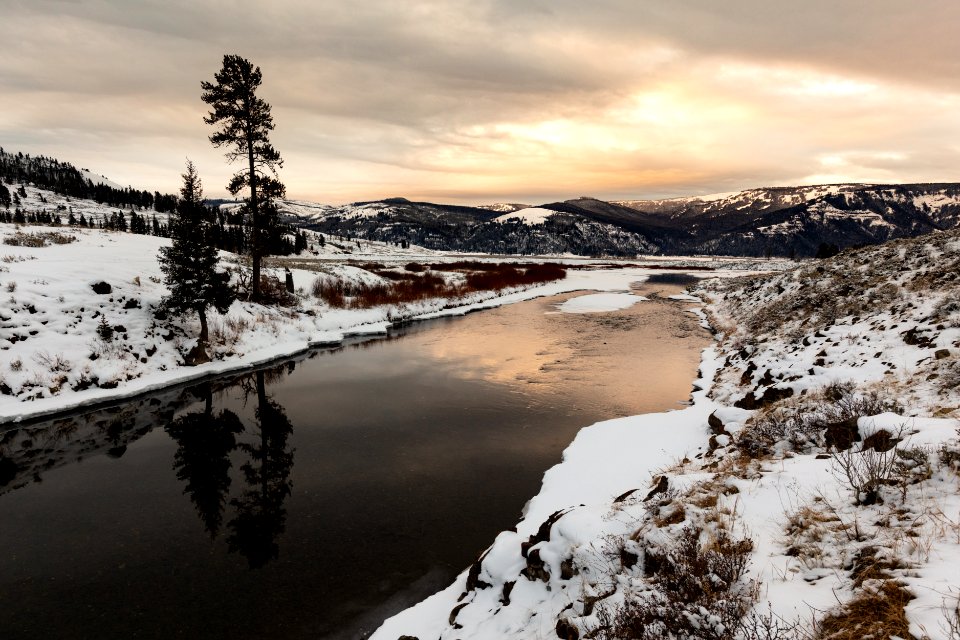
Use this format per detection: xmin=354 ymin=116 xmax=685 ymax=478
xmin=3 ymin=0 xmax=958 ymax=204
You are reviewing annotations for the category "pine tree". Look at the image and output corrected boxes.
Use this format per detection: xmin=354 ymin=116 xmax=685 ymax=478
xmin=158 ymin=161 xmax=235 ymax=360
xmin=201 ymin=54 xmax=285 ymax=301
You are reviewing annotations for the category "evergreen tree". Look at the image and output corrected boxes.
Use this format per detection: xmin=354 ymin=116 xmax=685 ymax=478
xmin=158 ymin=161 xmax=235 ymax=357
xmin=201 ymin=54 xmax=284 ymax=301
xmin=0 ymin=183 xmax=10 ymax=209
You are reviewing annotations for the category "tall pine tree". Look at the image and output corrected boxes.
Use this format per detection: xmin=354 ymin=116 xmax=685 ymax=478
xmin=159 ymin=161 xmax=235 ymax=360
xmin=201 ymin=54 xmax=285 ymax=301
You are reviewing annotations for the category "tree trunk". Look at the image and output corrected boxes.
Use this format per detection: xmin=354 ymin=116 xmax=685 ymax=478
xmin=247 ymin=126 xmax=260 ymax=301
xmin=198 ymin=308 xmax=209 ymax=345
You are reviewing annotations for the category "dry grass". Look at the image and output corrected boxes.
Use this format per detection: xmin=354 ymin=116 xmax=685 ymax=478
xmin=816 ymin=581 xmax=913 ymax=640
xmin=3 ymin=230 xmax=77 ymax=247
xmin=312 ymin=262 xmax=567 ymax=309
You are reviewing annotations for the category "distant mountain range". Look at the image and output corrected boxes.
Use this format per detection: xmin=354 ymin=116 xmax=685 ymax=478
xmin=4 ymin=147 xmax=960 ymax=258
xmin=280 ymin=183 xmax=960 ymax=257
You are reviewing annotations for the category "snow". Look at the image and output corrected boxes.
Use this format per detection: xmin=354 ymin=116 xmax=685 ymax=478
xmin=373 ymin=227 xmax=960 ymax=640
xmin=555 ymin=292 xmax=647 ymax=313
xmin=77 ymin=168 xmax=124 ymax=190
xmin=494 ymin=207 xmax=555 ymax=225
xmin=0 ymin=221 xmax=739 ymax=423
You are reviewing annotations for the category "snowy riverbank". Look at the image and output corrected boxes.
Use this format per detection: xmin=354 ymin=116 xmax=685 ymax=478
xmin=372 ymin=230 xmax=960 ymax=640
xmin=0 ymin=224 xmax=758 ymax=423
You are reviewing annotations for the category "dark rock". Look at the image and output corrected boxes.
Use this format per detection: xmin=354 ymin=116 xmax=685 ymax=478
xmin=397 ymin=636 xmax=420 ymax=640
xmin=560 ymin=558 xmax=577 ymax=579
xmin=825 ymin=417 xmax=860 ymax=451
xmin=643 ymin=475 xmax=669 ymax=501
xmin=500 ymin=581 xmax=515 ymax=606
xmin=91 ymin=281 xmax=112 ymax=294
xmin=521 ymin=549 xmax=550 ymax=582
xmin=448 ymin=603 xmax=468 ymax=626
xmin=935 ymin=348 xmax=951 ymax=360
xmin=521 ymin=509 xmax=568 ymax=558
xmin=465 ymin=549 xmax=492 ymax=592
xmin=556 ymin=618 xmax=579 ymax=640
xmin=707 ymin=411 xmax=725 ymax=434
xmin=112 ymin=324 xmax=127 ymax=333
xmin=760 ymin=385 xmax=794 ymax=405
xmin=123 ymin=298 xmax=140 ymax=309
xmin=862 ymin=429 xmax=897 ymax=452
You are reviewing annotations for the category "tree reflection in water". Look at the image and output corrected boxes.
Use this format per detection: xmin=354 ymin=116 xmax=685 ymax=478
xmin=165 ymin=365 xmax=296 ymax=568
xmin=227 ymin=370 xmax=295 ymax=568
xmin=165 ymin=385 xmax=243 ymax=538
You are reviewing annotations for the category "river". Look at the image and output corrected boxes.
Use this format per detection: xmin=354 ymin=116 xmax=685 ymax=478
xmin=0 ymin=278 xmax=708 ymax=639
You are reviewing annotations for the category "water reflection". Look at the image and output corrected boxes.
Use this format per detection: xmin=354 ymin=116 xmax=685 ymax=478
xmin=226 ymin=370 xmax=295 ymax=568
xmin=165 ymin=386 xmax=243 ymax=539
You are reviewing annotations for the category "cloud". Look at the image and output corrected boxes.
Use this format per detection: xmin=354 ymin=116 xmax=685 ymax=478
xmin=2 ymin=0 xmax=958 ymax=203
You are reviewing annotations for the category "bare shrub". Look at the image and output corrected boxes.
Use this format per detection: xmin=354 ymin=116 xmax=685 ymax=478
xmin=598 ymin=527 xmax=755 ymax=640
xmin=942 ymin=591 xmax=960 ymax=640
xmin=831 ymin=425 xmax=908 ymax=505
xmin=3 ymin=231 xmax=76 ymax=247
xmin=33 ymin=351 xmax=71 ymax=373
xmin=738 ymin=605 xmax=812 ymax=640
xmin=737 ymin=383 xmax=902 ymax=457
xmin=939 ymin=429 xmax=960 ymax=476
xmin=9 ymin=357 xmax=22 ymax=372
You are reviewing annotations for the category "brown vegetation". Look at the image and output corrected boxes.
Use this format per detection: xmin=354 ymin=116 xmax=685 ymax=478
xmin=312 ymin=262 xmax=566 ymax=309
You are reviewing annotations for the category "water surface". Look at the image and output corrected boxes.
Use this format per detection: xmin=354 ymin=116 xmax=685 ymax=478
xmin=0 ymin=283 xmax=707 ymax=639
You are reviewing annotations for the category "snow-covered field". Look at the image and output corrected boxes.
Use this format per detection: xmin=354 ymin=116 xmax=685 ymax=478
xmin=0 ymin=223 xmax=737 ymax=423
xmin=372 ymin=229 xmax=960 ymax=640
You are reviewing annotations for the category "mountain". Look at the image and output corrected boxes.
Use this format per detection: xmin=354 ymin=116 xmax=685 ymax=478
xmin=279 ymin=183 xmax=960 ymax=257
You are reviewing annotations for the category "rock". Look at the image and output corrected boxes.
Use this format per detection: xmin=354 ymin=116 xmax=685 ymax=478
xmin=560 ymin=558 xmax=577 ymax=579
xmin=825 ymin=417 xmax=860 ymax=451
xmin=123 ymin=298 xmax=140 ymax=309
xmin=397 ymin=636 xmax=420 ymax=640
xmin=91 ymin=281 xmax=112 ymax=294
xmin=644 ymin=475 xmax=670 ymax=501
xmin=500 ymin=581 xmax=515 ymax=606
xmin=862 ymin=429 xmax=897 ymax=452
xmin=448 ymin=603 xmax=468 ymax=626
xmin=521 ymin=549 xmax=550 ymax=582
xmin=112 ymin=324 xmax=127 ymax=333
xmin=556 ymin=618 xmax=579 ymax=640
xmin=707 ymin=411 xmax=725 ymax=434
xmin=935 ymin=348 xmax=951 ymax=360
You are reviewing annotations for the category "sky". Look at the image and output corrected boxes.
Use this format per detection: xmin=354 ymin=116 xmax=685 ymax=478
xmin=1 ymin=0 xmax=959 ymax=205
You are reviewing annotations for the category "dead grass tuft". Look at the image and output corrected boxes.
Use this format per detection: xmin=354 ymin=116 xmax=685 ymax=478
xmin=816 ymin=581 xmax=913 ymax=640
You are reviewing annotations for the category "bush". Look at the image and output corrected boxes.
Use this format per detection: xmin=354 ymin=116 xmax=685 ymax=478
xmin=312 ymin=262 xmax=566 ymax=309
xmin=3 ymin=231 xmax=76 ymax=247
xmin=598 ymin=527 xmax=755 ymax=640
